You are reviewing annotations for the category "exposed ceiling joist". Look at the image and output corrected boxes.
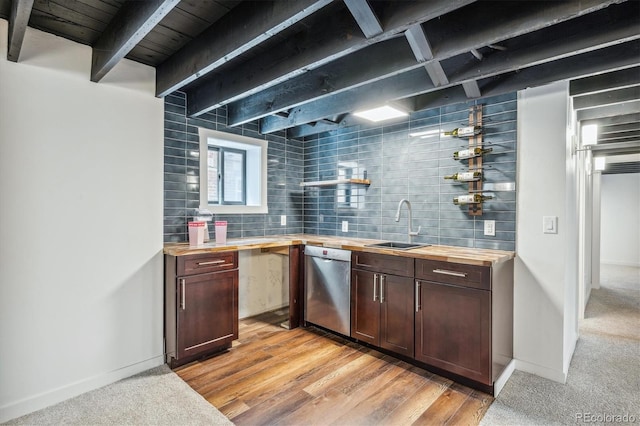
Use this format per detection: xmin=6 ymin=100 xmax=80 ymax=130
xmin=216 ymin=0 xmax=636 ymax=126
xmin=570 ymin=66 xmax=640 ymax=96
xmin=471 ymin=41 xmax=640 ymax=102
xmin=403 ymin=22 xmax=448 ymax=87
xmin=462 ymin=81 xmax=482 ymax=98
xmin=155 ymin=0 xmax=333 ymax=97
xmin=7 ymin=0 xmax=34 ymax=62
xmin=261 ymin=34 xmax=639 ymax=134
xmin=227 ymin=37 xmax=417 ymax=126
xmin=428 ymin=0 xmax=621 ymax=58
xmin=404 ymin=24 xmax=433 ymax=61
xmin=582 ymin=113 xmax=640 ymax=127
xmin=602 ymin=161 xmax=640 ymax=174
xmin=578 ymin=100 xmax=640 ymax=121
xmin=573 ymin=86 xmax=640 ymax=110
xmin=591 ymin=140 xmax=640 ymax=156
xmin=260 ymin=67 xmax=433 ymax=133
xmin=91 ymin=0 xmax=180 ymax=83
xmin=424 ymin=61 xmax=449 ymax=87
xmin=186 ymin=0 xmax=475 ymax=116
xmin=343 ymin=0 xmax=382 ymax=38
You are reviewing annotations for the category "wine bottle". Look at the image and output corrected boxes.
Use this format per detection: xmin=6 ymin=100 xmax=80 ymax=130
xmin=444 ymin=171 xmax=482 ymax=182
xmin=443 ymin=125 xmax=482 ymax=138
xmin=453 ymin=147 xmax=493 ymax=160
xmin=453 ymin=193 xmax=493 ymax=205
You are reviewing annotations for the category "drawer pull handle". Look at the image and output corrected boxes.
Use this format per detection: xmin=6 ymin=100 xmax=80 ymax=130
xmin=415 ymin=281 xmax=421 ymax=312
xmin=373 ymin=274 xmax=379 ymax=302
xmin=180 ymin=278 xmax=186 ymax=310
xmin=197 ymin=260 xmax=226 ymax=266
xmin=433 ymin=269 xmax=467 ymax=278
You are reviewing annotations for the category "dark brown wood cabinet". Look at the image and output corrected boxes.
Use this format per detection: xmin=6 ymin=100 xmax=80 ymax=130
xmin=414 ymin=258 xmax=513 ymax=389
xmin=351 ymin=252 xmax=414 ymax=358
xmin=165 ymin=251 xmax=239 ymax=368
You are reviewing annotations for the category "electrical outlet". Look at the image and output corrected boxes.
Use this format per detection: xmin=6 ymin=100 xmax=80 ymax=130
xmin=341 ymin=221 xmax=349 ymax=232
xmin=484 ymin=220 xmax=495 ymax=236
xmin=280 ymin=215 xmax=286 ymax=226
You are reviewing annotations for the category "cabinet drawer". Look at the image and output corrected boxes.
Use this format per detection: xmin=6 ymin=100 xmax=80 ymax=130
xmin=352 ymin=252 xmax=414 ymax=277
xmin=415 ymin=259 xmax=490 ymax=291
xmin=177 ymin=251 xmax=238 ymax=276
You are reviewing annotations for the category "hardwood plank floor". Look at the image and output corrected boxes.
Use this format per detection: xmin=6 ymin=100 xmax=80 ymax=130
xmin=175 ymin=309 xmax=494 ymax=425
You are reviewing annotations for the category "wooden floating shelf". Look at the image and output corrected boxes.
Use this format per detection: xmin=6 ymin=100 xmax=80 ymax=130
xmin=300 ymin=178 xmax=371 ymax=187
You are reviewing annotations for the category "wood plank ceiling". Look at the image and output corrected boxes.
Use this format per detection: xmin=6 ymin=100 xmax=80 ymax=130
xmin=1 ymin=0 xmax=639 ymax=173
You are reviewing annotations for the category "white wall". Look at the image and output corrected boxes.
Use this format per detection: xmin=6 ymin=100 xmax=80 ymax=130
xmin=0 ymin=21 xmax=164 ymax=422
xmin=600 ymin=173 xmax=640 ymax=267
xmin=515 ymin=81 xmax=578 ymax=383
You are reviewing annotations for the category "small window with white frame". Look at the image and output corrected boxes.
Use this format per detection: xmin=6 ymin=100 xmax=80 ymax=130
xmin=199 ymin=128 xmax=268 ymax=214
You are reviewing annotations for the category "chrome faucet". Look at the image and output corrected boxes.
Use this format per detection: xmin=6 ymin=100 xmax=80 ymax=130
xmin=395 ymin=199 xmax=421 ymax=241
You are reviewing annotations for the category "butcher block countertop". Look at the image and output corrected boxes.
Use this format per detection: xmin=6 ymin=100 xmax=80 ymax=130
xmin=163 ymin=234 xmax=514 ymax=266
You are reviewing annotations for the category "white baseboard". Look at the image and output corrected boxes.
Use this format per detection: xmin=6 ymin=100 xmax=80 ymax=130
xmin=514 ymin=359 xmax=567 ymax=384
xmin=493 ymin=359 xmax=516 ymax=397
xmin=600 ymin=260 xmax=640 ymax=267
xmin=0 ymin=355 xmax=165 ymax=423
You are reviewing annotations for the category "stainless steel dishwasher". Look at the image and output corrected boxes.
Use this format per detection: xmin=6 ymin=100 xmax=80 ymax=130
xmin=304 ymin=246 xmax=351 ymax=336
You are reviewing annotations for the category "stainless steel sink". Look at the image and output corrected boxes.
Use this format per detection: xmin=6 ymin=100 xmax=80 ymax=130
xmin=364 ymin=241 xmax=430 ymax=250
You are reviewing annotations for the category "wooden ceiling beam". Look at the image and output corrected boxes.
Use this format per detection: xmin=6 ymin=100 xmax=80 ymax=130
xmin=201 ymin=0 xmax=631 ymax=123
xmin=570 ymin=66 xmax=640 ymax=96
xmin=424 ymin=61 xmax=449 ymax=87
xmin=462 ymin=81 xmax=482 ymax=98
xmin=573 ymin=86 xmax=640 ymax=111
xmin=155 ymin=0 xmax=333 ymax=97
xmin=259 ymin=68 xmax=434 ymax=133
xmin=186 ymin=0 xmax=476 ymax=116
xmin=404 ymin=24 xmax=433 ymax=62
xmin=7 ymin=0 xmax=34 ymax=62
xmin=226 ymin=37 xmax=418 ymax=126
xmin=343 ymin=0 xmax=382 ymax=38
xmin=404 ymin=23 xmax=448 ymax=87
xmin=582 ymin=113 xmax=640 ymax=128
xmin=416 ymin=40 xmax=640 ymax=113
xmin=577 ymin=101 xmax=640 ymax=122
xmin=260 ymin=25 xmax=639 ymax=133
xmin=91 ymin=0 xmax=180 ymax=83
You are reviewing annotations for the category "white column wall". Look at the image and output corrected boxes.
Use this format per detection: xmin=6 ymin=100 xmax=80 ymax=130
xmin=0 ymin=21 xmax=164 ymax=422
xmin=600 ymin=173 xmax=640 ymax=267
xmin=515 ymin=81 xmax=577 ymax=382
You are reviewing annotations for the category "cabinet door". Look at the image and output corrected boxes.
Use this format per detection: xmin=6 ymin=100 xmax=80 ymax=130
xmin=415 ymin=280 xmax=491 ymax=385
xmin=351 ymin=269 xmax=380 ymax=346
xmin=380 ymin=274 xmax=414 ymax=358
xmin=177 ymin=270 xmax=238 ymax=360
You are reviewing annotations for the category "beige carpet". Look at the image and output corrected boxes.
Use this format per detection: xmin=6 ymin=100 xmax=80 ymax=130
xmin=4 ymin=365 xmax=233 ymax=425
xmin=480 ymin=264 xmax=640 ymax=425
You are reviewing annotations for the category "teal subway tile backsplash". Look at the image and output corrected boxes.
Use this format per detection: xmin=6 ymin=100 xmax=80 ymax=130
xmin=164 ymin=91 xmax=517 ymax=251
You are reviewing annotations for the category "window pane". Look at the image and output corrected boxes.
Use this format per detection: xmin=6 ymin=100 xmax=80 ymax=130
xmin=207 ymin=148 xmax=219 ymax=203
xmin=223 ymin=150 xmax=245 ymax=203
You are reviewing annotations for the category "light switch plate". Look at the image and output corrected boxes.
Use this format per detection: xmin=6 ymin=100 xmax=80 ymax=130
xmin=341 ymin=221 xmax=349 ymax=232
xmin=484 ymin=220 xmax=495 ymax=236
xmin=280 ymin=215 xmax=286 ymax=226
xmin=543 ymin=216 xmax=558 ymax=234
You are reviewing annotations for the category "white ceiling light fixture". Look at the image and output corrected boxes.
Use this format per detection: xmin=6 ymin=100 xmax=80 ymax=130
xmin=581 ymin=124 xmax=598 ymax=146
xmin=353 ymin=105 xmax=408 ymax=122
xmin=594 ymin=157 xmax=606 ymax=171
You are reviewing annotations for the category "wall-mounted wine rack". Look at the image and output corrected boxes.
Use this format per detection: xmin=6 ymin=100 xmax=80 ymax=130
xmin=467 ymin=104 xmax=483 ymax=216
